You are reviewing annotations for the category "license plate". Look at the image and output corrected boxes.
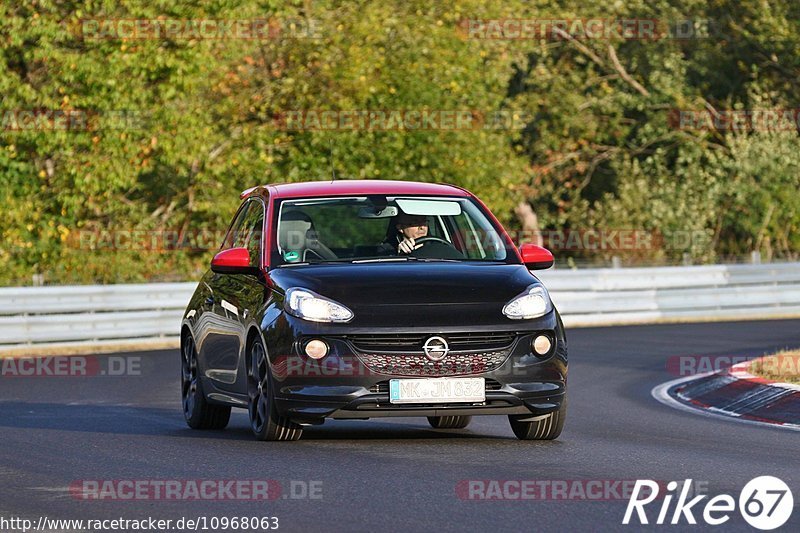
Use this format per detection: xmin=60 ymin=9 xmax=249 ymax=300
xmin=389 ymin=378 xmax=485 ymax=404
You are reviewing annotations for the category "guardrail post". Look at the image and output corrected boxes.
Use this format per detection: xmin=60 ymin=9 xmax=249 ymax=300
xmin=751 ymin=251 xmax=761 ymax=264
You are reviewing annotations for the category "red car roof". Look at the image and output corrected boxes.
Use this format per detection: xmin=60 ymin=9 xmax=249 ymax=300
xmin=241 ymin=180 xmax=470 ymax=200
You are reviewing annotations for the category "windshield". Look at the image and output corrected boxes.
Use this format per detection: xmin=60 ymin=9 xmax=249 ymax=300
xmin=273 ymin=196 xmax=513 ymax=265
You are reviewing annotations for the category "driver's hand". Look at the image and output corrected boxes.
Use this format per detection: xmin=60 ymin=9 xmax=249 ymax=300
xmin=398 ymin=238 xmax=422 ymax=254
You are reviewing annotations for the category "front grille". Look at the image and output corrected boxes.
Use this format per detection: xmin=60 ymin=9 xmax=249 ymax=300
xmin=346 ymin=332 xmax=516 ymax=353
xmin=369 ymin=379 xmax=503 ymax=394
xmin=356 ymin=349 xmax=511 ymax=377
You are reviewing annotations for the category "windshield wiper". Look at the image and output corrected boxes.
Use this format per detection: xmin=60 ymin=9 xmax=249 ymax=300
xmin=351 ymin=257 xmax=414 ymax=263
xmin=284 ymin=257 xmax=462 ymax=266
xmin=352 ymin=257 xmax=461 ymax=263
xmin=280 ymin=259 xmax=350 ymax=267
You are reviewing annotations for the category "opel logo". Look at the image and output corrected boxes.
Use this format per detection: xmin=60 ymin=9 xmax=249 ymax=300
xmin=423 ymin=336 xmax=449 ymax=361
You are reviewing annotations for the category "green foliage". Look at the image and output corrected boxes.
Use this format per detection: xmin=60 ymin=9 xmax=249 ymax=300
xmin=507 ymin=0 xmax=800 ymax=264
xmin=1 ymin=0 xmax=798 ymax=284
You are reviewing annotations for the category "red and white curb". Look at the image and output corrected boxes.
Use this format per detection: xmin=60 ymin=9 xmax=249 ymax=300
xmin=652 ymin=359 xmax=800 ymax=432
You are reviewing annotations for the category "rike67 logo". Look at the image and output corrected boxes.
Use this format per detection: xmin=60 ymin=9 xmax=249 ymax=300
xmin=623 ymin=476 xmax=793 ymax=530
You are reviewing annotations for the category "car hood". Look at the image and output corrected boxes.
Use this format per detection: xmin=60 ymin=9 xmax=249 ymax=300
xmin=268 ymin=262 xmax=543 ymax=327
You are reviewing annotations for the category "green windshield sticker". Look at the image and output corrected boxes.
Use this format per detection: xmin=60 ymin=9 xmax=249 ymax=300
xmin=284 ymin=251 xmax=300 ymax=262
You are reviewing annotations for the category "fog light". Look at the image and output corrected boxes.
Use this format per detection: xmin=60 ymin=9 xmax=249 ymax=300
xmin=304 ymin=339 xmax=328 ymax=360
xmin=532 ymin=334 xmax=552 ymax=356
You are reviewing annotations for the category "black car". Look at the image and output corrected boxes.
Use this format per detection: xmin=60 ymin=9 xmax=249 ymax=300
xmin=181 ymin=180 xmax=567 ymax=441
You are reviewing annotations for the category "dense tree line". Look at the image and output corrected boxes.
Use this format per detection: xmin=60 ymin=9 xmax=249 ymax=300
xmin=1 ymin=0 xmax=798 ymax=284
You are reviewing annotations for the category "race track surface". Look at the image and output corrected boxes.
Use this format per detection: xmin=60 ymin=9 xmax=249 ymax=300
xmin=1 ymin=320 xmax=798 ymax=532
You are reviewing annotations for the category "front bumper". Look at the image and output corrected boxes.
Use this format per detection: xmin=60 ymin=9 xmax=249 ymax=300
xmin=279 ymin=383 xmax=565 ymax=421
xmin=264 ymin=314 xmax=567 ymax=423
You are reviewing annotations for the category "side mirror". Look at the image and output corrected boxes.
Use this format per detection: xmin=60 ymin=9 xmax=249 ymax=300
xmin=211 ymin=247 xmax=258 ymax=275
xmin=519 ymin=243 xmax=554 ymax=270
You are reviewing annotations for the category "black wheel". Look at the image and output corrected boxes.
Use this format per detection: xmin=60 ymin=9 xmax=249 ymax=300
xmin=427 ymin=415 xmax=472 ymax=429
xmin=248 ymin=338 xmax=303 ymax=441
xmin=508 ymin=399 xmax=566 ymax=440
xmin=181 ymin=335 xmax=231 ymax=430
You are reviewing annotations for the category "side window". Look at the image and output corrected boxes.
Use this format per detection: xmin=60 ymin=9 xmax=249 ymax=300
xmin=450 ymin=212 xmax=486 ymax=259
xmin=221 ymin=202 xmax=251 ymax=251
xmin=220 ymin=200 xmax=265 ymax=267
xmin=234 ymin=201 xmax=265 ymax=267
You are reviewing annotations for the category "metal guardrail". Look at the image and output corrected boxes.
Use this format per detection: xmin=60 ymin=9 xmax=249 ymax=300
xmin=1 ymin=263 xmax=799 ymax=352
xmin=0 ymin=283 xmax=193 ymax=351
xmin=537 ymin=262 xmax=800 ymax=326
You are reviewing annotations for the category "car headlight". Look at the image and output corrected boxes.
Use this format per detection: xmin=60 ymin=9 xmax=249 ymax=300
xmin=285 ymin=288 xmax=354 ymax=323
xmin=502 ymin=285 xmax=552 ymax=320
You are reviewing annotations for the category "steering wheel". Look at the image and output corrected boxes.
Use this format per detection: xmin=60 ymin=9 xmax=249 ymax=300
xmin=413 ymin=236 xmax=451 ymax=247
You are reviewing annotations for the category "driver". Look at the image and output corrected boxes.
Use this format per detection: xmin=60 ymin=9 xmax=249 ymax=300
xmin=377 ymin=212 xmax=463 ymax=259
xmin=394 ymin=213 xmax=429 ymax=254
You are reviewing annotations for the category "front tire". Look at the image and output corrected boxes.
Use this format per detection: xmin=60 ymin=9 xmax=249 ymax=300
xmin=181 ymin=335 xmax=231 ymax=430
xmin=427 ymin=415 xmax=472 ymax=429
xmin=508 ymin=399 xmax=566 ymax=440
xmin=248 ymin=337 xmax=303 ymax=441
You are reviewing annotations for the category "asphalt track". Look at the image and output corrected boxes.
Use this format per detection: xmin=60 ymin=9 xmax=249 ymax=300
xmin=1 ymin=319 xmax=798 ymax=533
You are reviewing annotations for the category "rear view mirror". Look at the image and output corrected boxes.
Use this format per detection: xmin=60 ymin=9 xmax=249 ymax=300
xmin=357 ymin=206 xmax=398 ymax=219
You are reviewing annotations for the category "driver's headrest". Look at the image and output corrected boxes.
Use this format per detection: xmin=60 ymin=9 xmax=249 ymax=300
xmin=279 ymin=210 xmax=313 ymax=250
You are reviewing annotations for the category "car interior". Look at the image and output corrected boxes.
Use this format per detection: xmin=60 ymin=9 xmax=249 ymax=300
xmin=276 ymin=197 xmax=504 ymax=264
xmin=277 ymin=210 xmax=338 ymax=262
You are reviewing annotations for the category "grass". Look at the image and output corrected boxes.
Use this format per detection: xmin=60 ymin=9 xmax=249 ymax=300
xmin=748 ymin=350 xmax=800 ymax=384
